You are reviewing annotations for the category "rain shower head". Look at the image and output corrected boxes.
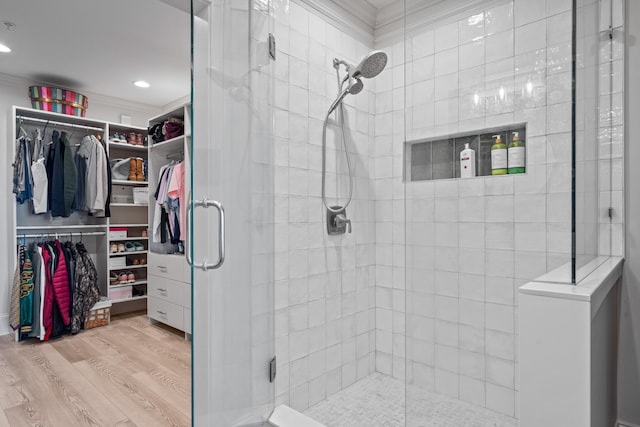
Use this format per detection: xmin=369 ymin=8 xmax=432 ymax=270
xmin=334 ymin=50 xmax=388 ymax=80
xmin=353 ymin=50 xmax=387 ymax=78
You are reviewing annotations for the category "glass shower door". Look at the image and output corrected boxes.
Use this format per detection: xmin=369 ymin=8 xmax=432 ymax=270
xmin=191 ymin=1 xmax=275 ymax=425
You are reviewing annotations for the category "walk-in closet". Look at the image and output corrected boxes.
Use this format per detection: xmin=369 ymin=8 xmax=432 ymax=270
xmin=1 ymin=0 xmax=193 ymax=425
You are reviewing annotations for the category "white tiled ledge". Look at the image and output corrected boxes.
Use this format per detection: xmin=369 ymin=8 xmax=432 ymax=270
xmin=520 ymin=256 xmax=623 ymax=316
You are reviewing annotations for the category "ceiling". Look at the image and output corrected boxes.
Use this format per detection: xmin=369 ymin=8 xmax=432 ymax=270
xmin=0 ymin=0 xmax=191 ymax=107
xmin=0 ymin=0 xmax=401 ymax=109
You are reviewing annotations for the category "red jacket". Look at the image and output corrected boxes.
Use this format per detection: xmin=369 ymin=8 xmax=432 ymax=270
xmin=41 ymin=246 xmax=54 ymax=341
xmin=51 ymin=241 xmax=71 ymax=326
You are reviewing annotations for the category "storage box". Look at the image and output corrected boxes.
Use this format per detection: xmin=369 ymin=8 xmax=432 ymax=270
xmin=29 ymin=85 xmax=88 ymax=117
xmin=85 ymin=300 xmax=112 ymax=329
xmin=111 ymin=286 xmax=132 ymax=301
xmin=109 ymin=227 xmax=128 ymax=239
xmin=110 ymin=256 xmax=126 ymax=268
xmin=133 ymin=187 xmax=149 ymax=205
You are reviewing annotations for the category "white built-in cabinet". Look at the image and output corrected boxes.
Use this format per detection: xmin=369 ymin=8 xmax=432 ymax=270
xmin=146 ymin=104 xmax=191 ymax=337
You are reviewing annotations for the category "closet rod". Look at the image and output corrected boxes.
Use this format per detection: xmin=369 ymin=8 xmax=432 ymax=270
xmin=16 ymin=116 xmax=104 ymax=132
xmin=18 ymin=231 xmax=106 ymax=238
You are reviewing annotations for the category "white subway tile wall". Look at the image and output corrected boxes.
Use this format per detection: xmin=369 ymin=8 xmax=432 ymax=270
xmin=272 ymin=0 xmax=377 ymax=413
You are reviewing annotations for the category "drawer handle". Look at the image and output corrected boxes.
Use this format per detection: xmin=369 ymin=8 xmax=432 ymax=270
xmin=157 ymin=288 xmax=167 ymax=292
xmin=157 ymin=265 xmax=167 ymax=270
xmin=157 ymin=310 xmax=167 ymax=315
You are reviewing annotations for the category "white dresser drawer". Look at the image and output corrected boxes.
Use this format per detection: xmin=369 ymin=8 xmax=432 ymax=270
xmin=148 ymin=296 xmax=184 ymax=331
xmin=148 ymin=252 xmax=187 ymax=282
xmin=148 ymin=276 xmax=189 ymax=306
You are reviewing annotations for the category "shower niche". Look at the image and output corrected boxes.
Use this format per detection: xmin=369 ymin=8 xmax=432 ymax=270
xmin=405 ymin=124 xmax=527 ymax=181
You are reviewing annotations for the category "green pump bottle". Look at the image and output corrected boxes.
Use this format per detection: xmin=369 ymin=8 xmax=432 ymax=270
xmin=491 ymin=134 xmax=507 ymax=175
xmin=508 ymin=132 xmax=526 ymax=174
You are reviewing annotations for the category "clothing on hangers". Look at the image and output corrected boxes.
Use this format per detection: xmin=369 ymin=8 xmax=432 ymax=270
xmin=152 ymin=161 xmax=184 ymax=245
xmin=10 ymin=238 xmax=100 ymax=341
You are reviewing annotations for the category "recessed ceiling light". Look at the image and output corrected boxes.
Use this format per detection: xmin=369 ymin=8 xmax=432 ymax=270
xmin=0 ymin=43 xmax=11 ymax=53
xmin=133 ymin=80 xmax=150 ymax=88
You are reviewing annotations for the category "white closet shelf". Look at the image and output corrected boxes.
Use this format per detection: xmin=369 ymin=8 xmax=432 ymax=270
xmin=111 ymin=203 xmax=148 ymax=207
xmin=110 ymin=280 xmax=148 ymax=289
xmin=107 ymin=122 xmax=147 ymax=132
xmin=107 ymin=141 xmax=148 ymax=152
xmin=17 ymin=224 xmax=107 ymax=230
xmin=149 ymin=135 xmax=184 ymax=153
xmin=109 ymin=264 xmax=148 ymax=271
xmin=111 ymin=295 xmax=147 ymax=304
xmin=112 ymin=180 xmax=149 ymax=186
xmin=109 ymin=236 xmax=149 ymax=242
xmin=109 ymin=250 xmax=147 ymax=256
xmin=110 ymin=223 xmax=148 ymax=228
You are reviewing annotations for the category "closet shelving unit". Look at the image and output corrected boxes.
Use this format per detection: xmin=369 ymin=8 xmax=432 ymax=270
xmin=11 ymin=107 xmax=110 ymax=306
xmin=106 ymin=122 xmax=149 ymax=303
xmin=147 ymin=103 xmax=192 ymax=337
xmin=10 ymin=106 xmax=151 ymax=310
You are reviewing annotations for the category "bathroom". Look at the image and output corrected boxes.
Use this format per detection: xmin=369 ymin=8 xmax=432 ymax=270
xmin=1 ymin=0 xmax=639 ymax=426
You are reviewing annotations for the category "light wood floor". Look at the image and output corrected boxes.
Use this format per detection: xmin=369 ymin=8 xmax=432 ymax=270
xmin=0 ymin=312 xmax=191 ymax=426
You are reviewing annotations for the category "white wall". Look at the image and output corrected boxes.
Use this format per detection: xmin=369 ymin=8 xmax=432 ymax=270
xmin=620 ymin=0 xmax=640 ymax=424
xmin=272 ymin=0 xmax=378 ymax=412
xmin=0 ymin=74 xmax=162 ymax=335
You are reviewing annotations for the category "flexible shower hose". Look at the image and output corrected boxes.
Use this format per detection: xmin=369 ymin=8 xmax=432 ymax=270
xmin=321 ymin=68 xmax=354 ymax=214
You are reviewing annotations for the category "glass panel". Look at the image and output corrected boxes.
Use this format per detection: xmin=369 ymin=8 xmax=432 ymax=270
xmin=191 ymin=1 xmax=274 ymax=425
xmin=404 ymin=0 xmax=578 ymax=425
xmin=574 ymin=0 xmax=623 ymax=281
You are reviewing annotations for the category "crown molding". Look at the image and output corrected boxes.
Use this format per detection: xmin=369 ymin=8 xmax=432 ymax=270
xmin=374 ymin=0 xmax=507 ymax=45
xmin=295 ymin=0 xmax=375 ymax=45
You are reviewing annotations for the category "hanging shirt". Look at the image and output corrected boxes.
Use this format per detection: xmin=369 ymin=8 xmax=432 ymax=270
xmin=167 ymin=161 xmax=185 ymax=240
xmin=31 ymin=129 xmax=48 ymax=214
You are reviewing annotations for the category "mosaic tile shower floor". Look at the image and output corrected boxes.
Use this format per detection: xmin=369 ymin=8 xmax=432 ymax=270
xmin=304 ymin=373 xmax=518 ymax=427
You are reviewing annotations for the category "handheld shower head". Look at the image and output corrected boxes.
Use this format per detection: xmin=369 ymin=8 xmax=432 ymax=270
xmin=328 ymin=77 xmax=363 ymax=115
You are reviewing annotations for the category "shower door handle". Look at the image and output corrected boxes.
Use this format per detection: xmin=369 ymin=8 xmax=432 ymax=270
xmin=187 ymin=197 xmax=226 ymax=271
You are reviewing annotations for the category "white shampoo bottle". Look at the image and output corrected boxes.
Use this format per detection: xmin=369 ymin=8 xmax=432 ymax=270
xmin=460 ymin=142 xmax=476 ymax=178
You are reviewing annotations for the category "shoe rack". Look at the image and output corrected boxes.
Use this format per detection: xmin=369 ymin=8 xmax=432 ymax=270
xmin=106 ymin=123 xmax=150 ymax=304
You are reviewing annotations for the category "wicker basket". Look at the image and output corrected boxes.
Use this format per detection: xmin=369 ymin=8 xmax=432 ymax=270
xmin=85 ymin=300 xmax=112 ymax=329
xmin=29 ymin=85 xmax=88 ymax=117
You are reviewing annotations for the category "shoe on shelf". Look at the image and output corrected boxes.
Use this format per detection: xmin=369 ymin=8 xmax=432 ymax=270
xmin=110 ymin=273 xmax=119 ymax=285
xmin=141 ymin=229 xmax=148 ymax=237
xmin=110 ymin=243 xmax=118 ymax=253
xmin=140 ymin=258 xmax=146 ymax=265
xmin=127 ymin=132 xmax=137 ymax=145
xmin=126 ymin=271 xmax=136 ymax=283
xmin=132 ymin=258 xmax=140 ymax=265
xmin=118 ymin=272 xmax=128 ymax=284
xmin=128 ymin=157 xmax=137 ymax=181
xmin=117 ymin=133 xmax=127 ymax=143
xmin=135 ymin=157 xmax=145 ymax=181
xmin=133 ymin=241 xmax=144 ymax=251
xmin=136 ymin=133 xmax=144 ymax=146
xmin=109 ymin=134 xmax=120 ymax=143
xmin=124 ymin=242 xmax=136 ymax=252
xmin=117 ymin=243 xmax=125 ymax=252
